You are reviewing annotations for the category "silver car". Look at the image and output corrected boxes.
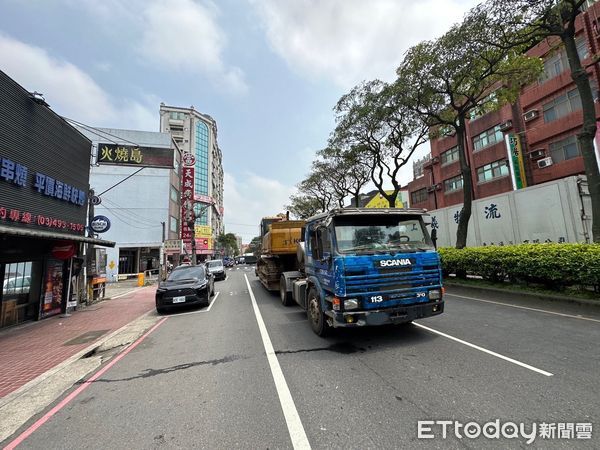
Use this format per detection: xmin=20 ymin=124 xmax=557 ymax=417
xmin=206 ymin=259 xmax=226 ymax=281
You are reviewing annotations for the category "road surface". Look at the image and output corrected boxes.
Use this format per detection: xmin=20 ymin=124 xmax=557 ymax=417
xmin=3 ymin=265 xmax=599 ymax=449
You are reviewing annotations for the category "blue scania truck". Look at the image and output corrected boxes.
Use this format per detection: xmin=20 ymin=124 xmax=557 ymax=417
xmin=279 ymin=207 xmax=444 ymax=336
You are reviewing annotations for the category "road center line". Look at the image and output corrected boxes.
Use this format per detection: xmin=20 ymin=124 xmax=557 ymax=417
xmin=244 ymin=274 xmax=311 ymax=450
xmin=413 ymin=322 xmax=554 ymax=377
xmin=446 ymin=293 xmax=600 ymax=323
xmin=4 ymin=317 xmax=169 ymax=450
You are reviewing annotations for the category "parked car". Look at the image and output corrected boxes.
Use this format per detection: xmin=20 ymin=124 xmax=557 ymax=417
xmin=155 ymin=265 xmax=214 ymax=314
xmin=224 ymin=258 xmax=234 ymax=268
xmin=206 ymin=259 xmax=226 ymax=281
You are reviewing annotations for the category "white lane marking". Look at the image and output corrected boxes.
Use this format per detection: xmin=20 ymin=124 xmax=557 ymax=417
xmin=244 ymin=274 xmax=311 ymax=450
xmin=169 ymin=292 xmax=221 ymax=317
xmin=414 ymin=323 xmax=554 ymax=377
xmin=446 ymin=293 xmax=600 ymax=324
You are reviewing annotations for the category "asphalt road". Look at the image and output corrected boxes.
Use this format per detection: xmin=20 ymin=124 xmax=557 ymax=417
xmin=3 ymin=266 xmax=599 ymax=449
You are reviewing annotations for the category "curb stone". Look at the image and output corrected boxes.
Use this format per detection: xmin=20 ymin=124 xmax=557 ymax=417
xmin=444 ymin=280 xmax=600 ymax=309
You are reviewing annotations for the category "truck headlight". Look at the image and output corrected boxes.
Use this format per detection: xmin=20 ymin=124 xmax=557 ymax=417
xmin=429 ymin=289 xmax=441 ymax=300
xmin=344 ymin=298 xmax=359 ymax=310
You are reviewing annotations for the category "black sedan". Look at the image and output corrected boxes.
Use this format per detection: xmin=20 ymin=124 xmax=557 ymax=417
xmin=155 ymin=265 xmax=215 ymax=314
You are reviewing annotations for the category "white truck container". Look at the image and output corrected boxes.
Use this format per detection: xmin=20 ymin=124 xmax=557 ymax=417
xmin=428 ymin=175 xmax=593 ymax=247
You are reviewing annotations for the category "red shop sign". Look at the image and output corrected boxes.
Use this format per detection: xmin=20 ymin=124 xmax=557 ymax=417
xmin=51 ymin=241 xmax=76 ymax=260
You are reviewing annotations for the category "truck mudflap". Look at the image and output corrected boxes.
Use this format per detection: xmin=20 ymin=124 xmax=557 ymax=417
xmin=325 ymin=300 xmax=444 ymax=327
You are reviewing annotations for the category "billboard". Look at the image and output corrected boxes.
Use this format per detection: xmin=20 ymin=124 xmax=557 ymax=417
xmin=0 ymin=72 xmax=89 ymax=236
xmin=364 ymin=190 xmax=409 ymax=208
xmin=97 ymin=143 xmax=174 ymax=169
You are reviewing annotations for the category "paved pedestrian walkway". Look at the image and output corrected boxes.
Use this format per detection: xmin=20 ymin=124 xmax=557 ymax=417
xmin=0 ymin=284 xmax=156 ymax=398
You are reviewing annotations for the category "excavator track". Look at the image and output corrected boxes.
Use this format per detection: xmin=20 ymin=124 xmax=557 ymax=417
xmin=256 ymin=255 xmax=282 ymax=291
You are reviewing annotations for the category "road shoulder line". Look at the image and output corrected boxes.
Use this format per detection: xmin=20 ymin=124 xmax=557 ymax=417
xmin=447 ymin=293 xmax=600 ymax=323
xmin=414 ymin=323 xmax=553 ymax=377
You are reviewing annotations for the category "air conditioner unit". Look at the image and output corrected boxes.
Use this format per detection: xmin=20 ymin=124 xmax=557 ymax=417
xmin=537 ymin=157 xmax=553 ymax=168
xmin=529 ymin=149 xmax=545 ymax=160
xmin=499 ymin=120 xmax=513 ymax=131
xmin=523 ymin=109 xmax=539 ymax=122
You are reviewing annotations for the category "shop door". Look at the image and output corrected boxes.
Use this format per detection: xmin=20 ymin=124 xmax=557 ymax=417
xmin=1 ymin=261 xmax=38 ymax=328
xmin=119 ymin=249 xmax=137 ymax=274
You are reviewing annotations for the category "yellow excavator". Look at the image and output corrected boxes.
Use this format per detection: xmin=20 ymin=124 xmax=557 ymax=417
xmin=255 ymin=213 xmax=305 ymax=294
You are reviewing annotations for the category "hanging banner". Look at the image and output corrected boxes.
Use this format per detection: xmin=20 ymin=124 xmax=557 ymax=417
xmin=181 ymin=167 xmax=195 ymax=243
xmin=505 ymin=134 xmax=527 ymax=190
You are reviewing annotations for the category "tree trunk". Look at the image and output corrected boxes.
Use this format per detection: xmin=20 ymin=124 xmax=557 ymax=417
xmin=455 ymin=116 xmax=473 ymax=249
xmin=386 ymin=191 xmax=398 ymax=208
xmin=563 ymin=33 xmax=600 ymax=242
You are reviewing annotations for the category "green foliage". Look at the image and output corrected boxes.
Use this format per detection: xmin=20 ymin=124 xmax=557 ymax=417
xmin=439 ymin=244 xmax=600 ymax=289
xmin=217 ymin=233 xmax=239 ymax=257
xmin=286 ymin=195 xmax=322 ymax=220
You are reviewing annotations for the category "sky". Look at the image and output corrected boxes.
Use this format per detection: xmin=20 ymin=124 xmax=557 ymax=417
xmin=0 ymin=0 xmax=479 ymax=243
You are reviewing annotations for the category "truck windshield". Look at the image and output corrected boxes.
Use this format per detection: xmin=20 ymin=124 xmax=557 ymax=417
xmin=334 ymin=216 xmax=433 ymax=254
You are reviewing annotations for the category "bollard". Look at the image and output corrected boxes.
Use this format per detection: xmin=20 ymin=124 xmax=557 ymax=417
xmin=137 ymin=272 xmax=145 ymax=287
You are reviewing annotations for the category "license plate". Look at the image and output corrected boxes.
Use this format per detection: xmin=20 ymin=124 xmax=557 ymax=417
xmin=172 ymin=296 xmax=186 ymax=303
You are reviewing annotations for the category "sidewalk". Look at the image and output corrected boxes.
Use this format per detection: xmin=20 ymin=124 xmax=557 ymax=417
xmin=0 ymin=283 xmax=156 ymax=399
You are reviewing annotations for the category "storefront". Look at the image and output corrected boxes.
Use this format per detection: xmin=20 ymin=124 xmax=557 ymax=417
xmin=0 ymin=70 xmax=114 ymax=328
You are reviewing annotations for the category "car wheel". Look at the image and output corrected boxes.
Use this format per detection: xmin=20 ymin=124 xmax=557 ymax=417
xmin=280 ymin=275 xmax=294 ymax=306
xmin=307 ymin=287 xmax=329 ymax=337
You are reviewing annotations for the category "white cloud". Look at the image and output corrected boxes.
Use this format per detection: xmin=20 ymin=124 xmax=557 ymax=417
xmin=250 ymin=0 xmax=480 ymax=88
xmin=0 ymin=33 xmax=158 ymax=130
xmin=139 ymin=0 xmax=247 ymax=95
xmin=224 ymin=172 xmax=295 ymax=242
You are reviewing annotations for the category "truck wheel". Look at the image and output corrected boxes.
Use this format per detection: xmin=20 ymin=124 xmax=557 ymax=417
xmin=280 ymin=275 xmax=294 ymax=306
xmin=307 ymin=288 xmax=329 ymax=337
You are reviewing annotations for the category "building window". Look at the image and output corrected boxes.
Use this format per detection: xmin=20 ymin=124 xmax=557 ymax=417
xmin=477 ymin=160 xmax=509 ymax=183
xmin=170 ymin=186 xmax=178 ymax=203
xmin=169 ymin=112 xmax=185 ymax=120
xmin=576 ymin=36 xmax=590 ymax=60
xmin=441 ymin=146 xmax=459 ymax=165
xmin=169 ymin=216 xmax=178 ymax=233
xmin=473 ymin=125 xmax=504 ymax=151
xmin=549 ymin=135 xmax=581 ymax=163
xmin=411 ymin=188 xmax=428 ymax=204
xmin=195 ymin=121 xmax=210 ymax=225
xmin=543 ymin=88 xmax=582 ymax=122
xmin=444 ymin=175 xmax=463 ymax=193
xmin=540 ymin=37 xmax=588 ymax=83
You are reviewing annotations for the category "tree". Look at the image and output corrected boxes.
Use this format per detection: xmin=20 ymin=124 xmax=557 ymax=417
xmin=217 ymin=233 xmax=239 ymax=256
xmin=331 ymin=79 xmax=429 ymax=208
xmin=286 ymin=194 xmax=322 ymax=219
xmin=479 ymin=0 xmax=600 ymax=242
xmin=318 ymin=146 xmax=371 ymax=207
xmin=398 ymin=12 xmax=541 ymax=248
xmin=247 ymin=236 xmax=261 ymax=256
xmin=297 ymin=170 xmax=335 ymax=212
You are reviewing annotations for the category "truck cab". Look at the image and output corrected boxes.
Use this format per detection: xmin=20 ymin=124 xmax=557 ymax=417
xmin=285 ymin=208 xmax=444 ymax=336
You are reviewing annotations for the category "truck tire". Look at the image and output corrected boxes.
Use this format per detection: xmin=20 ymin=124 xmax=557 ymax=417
xmin=307 ymin=287 xmax=329 ymax=337
xmin=280 ymin=275 xmax=294 ymax=306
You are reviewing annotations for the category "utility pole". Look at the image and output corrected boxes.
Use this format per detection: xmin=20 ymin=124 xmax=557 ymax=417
xmin=185 ymin=201 xmax=216 ymax=266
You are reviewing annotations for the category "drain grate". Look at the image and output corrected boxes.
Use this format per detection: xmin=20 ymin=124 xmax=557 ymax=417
xmin=64 ymin=330 xmax=110 ymax=346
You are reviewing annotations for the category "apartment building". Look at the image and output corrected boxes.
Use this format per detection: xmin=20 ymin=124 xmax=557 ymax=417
xmin=408 ymin=1 xmax=600 ymax=209
xmin=159 ymin=104 xmax=224 ymax=261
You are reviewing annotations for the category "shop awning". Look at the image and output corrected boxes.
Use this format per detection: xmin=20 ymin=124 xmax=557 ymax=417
xmin=0 ymin=225 xmax=116 ymax=247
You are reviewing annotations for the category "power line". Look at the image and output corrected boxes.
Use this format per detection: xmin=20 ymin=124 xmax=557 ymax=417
xmin=64 ymin=117 xmax=141 ymax=147
xmin=100 ymin=198 xmax=164 ymax=226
